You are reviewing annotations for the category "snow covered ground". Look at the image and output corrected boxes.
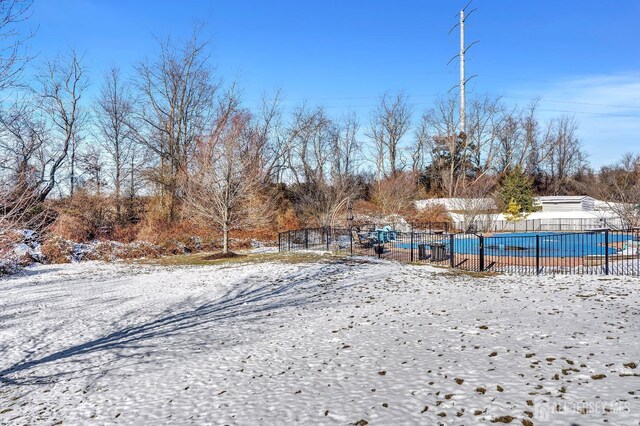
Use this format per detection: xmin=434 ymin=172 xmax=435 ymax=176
xmin=1 ymin=255 xmax=640 ymax=425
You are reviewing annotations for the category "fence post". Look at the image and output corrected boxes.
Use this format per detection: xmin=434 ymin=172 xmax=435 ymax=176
xmin=479 ymin=235 xmax=485 ymax=272
xmin=410 ymin=224 xmax=414 ymax=262
xmin=536 ymin=234 xmax=540 ymax=275
xmin=449 ymin=233 xmax=455 ymax=268
xmin=288 ymin=231 xmax=291 ymax=251
xmin=304 ymin=229 xmax=309 ymax=249
xmin=605 ymin=229 xmax=609 ymax=275
xmin=278 ymin=232 xmax=281 ymax=252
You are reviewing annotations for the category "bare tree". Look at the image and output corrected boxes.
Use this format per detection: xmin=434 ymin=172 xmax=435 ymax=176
xmin=123 ymin=143 xmax=146 ymax=222
xmin=284 ymin=105 xmax=331 ymax=187
xmin=465 ymin=95 xmax=503 ymax=183
xmin=488 ymin=100 xmax=558 ymax=191
xmin=0 ymin=0 xmax=45 ymax=242
xmin=186 ymin=108 xmax=271 ymax=253
xmin=419 ymin=96 xmax=464 ymax=197
xmin=492 ymin=105 xmax=541 ymax=176
xmin=542 ymin=115 xmax=587 ymax=195
xmin=412 ymin=114 xmax=429 ymax=174
xmin=94 ymin=67 xmax=133 ymax=221
xmin=243 ymin=91 xmax=284 ymax=185
xmin=332 ymin=113 xmax=361 ymax=178
xmin=595 ymin=153 xmax=640 ymax=228
xmin=494 ymin=111 xmax=521 ymax=174
xmin=0 ymin=0 xmax=33 ymax=93
xmin=36 ymin=49 xmax=89 ymax=201
xmin=1 ymin=51 xmax=88 ymax=205
xmin=368 ymin=92 xmax=412 ymax=180
xmin=371 ymin=172 xmax=417 ymax=218
xmin=284 ymin=105 xmax=361 ymax=226
xmin=449 ymin=176 xmax=499 ymax=232
xmin=78 ymin=144 xmax=107 ymax=196
xmin=419 ymin=97 xmax=585 ymax=198
xmin=68 ymin=127 xmax=82 ymax=196
xmin=131 ymin=31 xmax=218 ymax=221
xmin=0 ymin=98 xmax=47 ymax=186
xmin=519 ymin=101 xmax=552 ymax=181
xmin=0 ymin=109 xmax=50 ymax=249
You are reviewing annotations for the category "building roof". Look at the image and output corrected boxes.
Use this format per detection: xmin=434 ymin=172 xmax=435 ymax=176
xmin=415 ymin=198 xmax=496 ymax=211
xmin=536 ymin=196 xmax=593 ymax=203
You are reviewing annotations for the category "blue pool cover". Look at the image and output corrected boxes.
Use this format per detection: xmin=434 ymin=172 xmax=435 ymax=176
xmin=393 ymin=232 xmax=635 ymax=257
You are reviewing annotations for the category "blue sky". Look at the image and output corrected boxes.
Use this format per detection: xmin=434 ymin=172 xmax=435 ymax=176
xmin=19 ymin=0 xmax=640 ymax=167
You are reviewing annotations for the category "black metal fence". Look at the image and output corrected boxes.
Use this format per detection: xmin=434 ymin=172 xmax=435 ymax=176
xmin=453 ymin=217 xmax=628 ymax=233
xmin=278 ymin=226 xmax=640 ymax=276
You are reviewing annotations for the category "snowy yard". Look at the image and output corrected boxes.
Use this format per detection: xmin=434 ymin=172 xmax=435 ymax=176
xmin=1 ymin=254 xmax=640 ymax=425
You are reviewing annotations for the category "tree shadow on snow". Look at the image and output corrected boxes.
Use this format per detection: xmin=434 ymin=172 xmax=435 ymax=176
xmin=0 ymin=258 xmax=363 ymax=386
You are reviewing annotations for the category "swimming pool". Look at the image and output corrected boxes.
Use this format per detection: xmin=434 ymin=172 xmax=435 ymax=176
xmin=393 ymin=231 xmax=637 ymax=257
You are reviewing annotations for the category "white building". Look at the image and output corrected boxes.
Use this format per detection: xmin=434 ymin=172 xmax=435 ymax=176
xmin=415 ymin=195 xmax=625 ymax=232
xmin=415 ymin=197 xmax=497 ymax=211
xmin=536 ymin=196 xmax=595 ymax=213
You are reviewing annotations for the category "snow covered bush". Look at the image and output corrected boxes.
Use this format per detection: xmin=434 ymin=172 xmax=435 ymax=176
xmin=41 ymin=236 xmax=75 ymax=264
xmin=40 ymin=238 xmax=166 ymax=264
xmin=0 ymin=230 xmax=45 ymax=275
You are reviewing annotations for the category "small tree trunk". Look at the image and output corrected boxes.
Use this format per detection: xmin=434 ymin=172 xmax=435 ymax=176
xmin=70 ymin=144 xmax=76 ymax=196
xmin=129 ymin=154 xmax=135 ymax=222
xmin=115 ymin=152 xmax=121 ymax=222
xmin=222 ymin=222 xmax=229 ymax=254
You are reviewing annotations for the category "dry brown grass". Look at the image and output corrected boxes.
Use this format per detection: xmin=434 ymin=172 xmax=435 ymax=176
xmin=140 ymin=250 xmax=344 ymax=267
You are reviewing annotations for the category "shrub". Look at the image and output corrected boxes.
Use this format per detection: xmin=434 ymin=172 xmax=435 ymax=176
xmin=50 ymin=212 xmax=92 ymax=242
xmin=370 ymin=173 xmax=418 ymax=217
xmin=41 ymin=237 xmax=74 ymax=264
xmin=50 ymin=190 xmax=114 ymax=241
xmin=408 ymin=203 xmax=452 ymax=225
xmin=137 ymin=217 xmax=221 ymax=254
xmin=276 ymin=207 xmax=300 ymax=231
xmin=111 ymin=223 xmax=141 ymax=243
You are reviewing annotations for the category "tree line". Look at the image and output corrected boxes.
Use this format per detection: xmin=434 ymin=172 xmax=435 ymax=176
xmin=1 ymin=2 xmax=639 ymax=251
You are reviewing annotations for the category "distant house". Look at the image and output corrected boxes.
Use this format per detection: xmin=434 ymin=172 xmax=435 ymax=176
xmin=536 ymin=196 xmax=595 ymax=213
xmin=415 ymin=195 xmax=625 ymax=232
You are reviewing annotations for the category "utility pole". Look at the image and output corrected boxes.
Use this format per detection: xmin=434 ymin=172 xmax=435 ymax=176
xmin=459 ymin=8 xmax=466 ymax=135
xmin=449 ymin=2 xmax=478 ymax=135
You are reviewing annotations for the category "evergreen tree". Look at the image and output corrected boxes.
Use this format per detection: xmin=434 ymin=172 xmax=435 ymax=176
xmin=499 ymin=166 xmax=535 ymax=221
